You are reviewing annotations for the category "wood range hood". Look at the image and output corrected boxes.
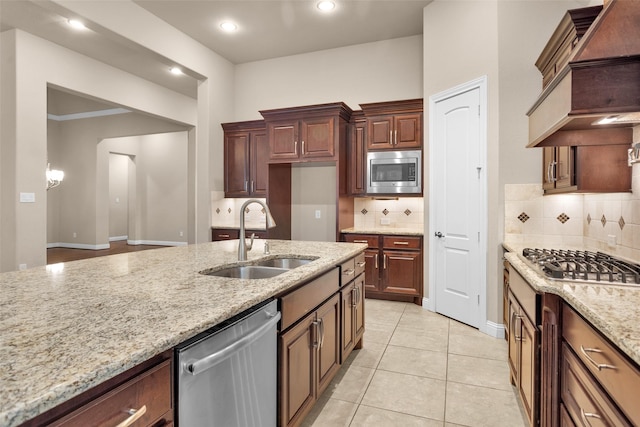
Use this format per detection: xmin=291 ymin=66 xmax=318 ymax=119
xmin=527 ymin=0 xmax=640 ymax=148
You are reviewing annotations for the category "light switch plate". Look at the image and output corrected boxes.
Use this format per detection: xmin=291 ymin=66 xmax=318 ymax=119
xmin=19 ymin=192 xmax=35 ymax=203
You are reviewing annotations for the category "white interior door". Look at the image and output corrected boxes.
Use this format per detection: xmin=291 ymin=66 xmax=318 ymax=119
xmin=430 ymin=80 xmax=485 ymax=328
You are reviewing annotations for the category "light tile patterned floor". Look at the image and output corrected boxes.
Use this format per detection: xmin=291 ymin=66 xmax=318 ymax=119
xmin=302 ymin=299 xmax=528 ymax=427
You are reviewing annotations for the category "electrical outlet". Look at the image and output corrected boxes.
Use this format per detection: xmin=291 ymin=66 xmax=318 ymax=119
xmin=315 ymin=210 xmax=321 ymax=219
xmin=73 ymin=232 xmax=77 ymax=238
xmin=607 ymin=235 xmax=617 ymax=248
xmin=19 ymin=264 xmax=27 ymax=270
xmin=380 ymin=218 xmax=391 ymax=225
xmin=179 ymin=231 xmax=184 ymax=237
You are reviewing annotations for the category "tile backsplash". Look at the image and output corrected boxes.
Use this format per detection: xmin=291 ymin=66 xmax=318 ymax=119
xmin=211 ymin=191 xmax=268 ymax=229
xmin=504 ymin=162 xmax=640 ymax=261
xmin=354 ymin=197 xmax=424 ymax=230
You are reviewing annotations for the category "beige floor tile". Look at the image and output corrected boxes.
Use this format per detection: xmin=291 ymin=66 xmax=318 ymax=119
xmin=390 ymin=325 xmax=449 ymax=353
xmin=361 ymin=370 xmax=446 ymax=420
xmin=445 ymin=382 xmax=527 ymax=427
xmin=447 ymin=354 xmax=512 ymax=391
xmin=449 ymin=319 xmax=487 ymax=337
xmin=365 ymin=299 xmax=407 ymax=313
xmin=301 ymin=395 xmax=357 ymax=427
xmin=366 ymin=306 xmax=404 ymax=325
xmin=351 ymin=405 xmax=444 ymax=427
xmin=378 ymin=345 xmax=448 ymax=380
xmin=344 ymin=340 xmax=386 ymax=369
xmin=363 ymin=321 xmax=396 ymax=345
xmin=397 ymin=311 xmax=450 ymax=333
xmin=448 ymin=331 xmax=507 ymax=361
xmin=323 ymin=364 xmax=375 ymax=404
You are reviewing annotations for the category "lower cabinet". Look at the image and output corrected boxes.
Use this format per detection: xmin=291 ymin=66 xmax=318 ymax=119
xmin=343 ymin=234 xmax=423 ymax=305
xmin=340 ymin=253 xmax=365 ymax=363
xmin=279 ymin=294 xmax=340 ymax=427
xmin=211 ymin=227 xmax=268 ymax=241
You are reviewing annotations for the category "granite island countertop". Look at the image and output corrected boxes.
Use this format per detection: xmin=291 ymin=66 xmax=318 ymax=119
xmin=503 ymin=244 xmax=640 ymax=367
xmin=0 ymin=239 xmax=367 ymax=427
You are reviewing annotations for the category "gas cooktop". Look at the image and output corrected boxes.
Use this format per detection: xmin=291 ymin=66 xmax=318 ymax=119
xmin=522 ymin=248 xmax=640 ymax=286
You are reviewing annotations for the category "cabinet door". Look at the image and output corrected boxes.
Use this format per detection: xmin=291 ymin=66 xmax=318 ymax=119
xmin=363 ymin=249 xmax=380 ymax=293
xmin=279 ymin=314 xmax=316 ymax=427
xmin=354 ymin=274 xmax=365 ymax=343
xmin=316 ymin=294 xmax=341 ymax=397
xmin=269 ymin=121 xmax=299 ymax=161
xmin=251 ymin=131 xmax=269 ymax=196
xmin=555 ymin=146 xmax=573 ymax=189
xmin=300 ymin=117 xmax=335 ymax=159
xmin=341 ymin=284 xmax=355 ymax=362
xmin=224 ymin=132 xmax=250 ymax=197
xmin=367 ymin=116 xmax=393 ymax=149
xmin=350 ymin=120 xmax=366 ymax=195
xmin=393 ymin=113 xmax=422 ymax=149
xmin=543 ymin=147 xmax=556 ymax=191
xmin=508 ymin=292 xmax=519 ymax=384
xmin=519 ymin=312 xmax=537 ymax=427
xmin=381 ymin=250 xmax=421 ymax=297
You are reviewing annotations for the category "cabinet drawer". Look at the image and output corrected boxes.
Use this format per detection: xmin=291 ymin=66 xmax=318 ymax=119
xmin=211 ymin=229 xmax=239 ymax=241
xmin=343 ymin=234 xmax=379 ymax=249
xmin=340 ymin=257 xmax=356 ymax=285
xmin=354 ymin=252 xmax=366 ymax=277
xmin=561 ymin=343 xmax=631 ymax=427
xmin=563 ymin=305 xmax=640 ymax=424
xmin=52 ymin=360 xmax=172 ymax=427
xmin=280 ymin=268 xmax=339 ymax=331
xmin=382 ymin=236 xmax=421 ymax=250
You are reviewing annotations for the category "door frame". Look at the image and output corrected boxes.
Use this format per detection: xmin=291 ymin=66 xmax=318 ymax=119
xmin=427 ymin=76 xmax=490 ymax=335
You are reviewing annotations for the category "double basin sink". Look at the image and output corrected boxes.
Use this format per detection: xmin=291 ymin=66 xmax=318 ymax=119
xmin=200 ymin=256 xmax=317 ymax=279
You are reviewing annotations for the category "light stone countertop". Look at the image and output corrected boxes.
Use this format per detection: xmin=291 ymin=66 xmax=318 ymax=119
xmin=503 ymin=246 xmax=640 ymax=367
xmin=0 ymin=239 xmax=367 ymax=427
xmin=341 ymin=226 xmax=424 ymax=236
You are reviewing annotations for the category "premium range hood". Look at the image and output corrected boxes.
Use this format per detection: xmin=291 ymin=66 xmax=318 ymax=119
xmin=527 ymin=0 xmax=640 ymax=148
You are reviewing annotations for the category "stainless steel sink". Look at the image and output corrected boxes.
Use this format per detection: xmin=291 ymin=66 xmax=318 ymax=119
xmin=201 ymin=265 xmax=289 ymax=279
xmin=255 ymin=257 xmax=316 ymax=269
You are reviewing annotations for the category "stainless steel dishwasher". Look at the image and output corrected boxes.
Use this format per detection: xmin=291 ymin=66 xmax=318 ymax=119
xmin=175 ymin=299 xmax=280 ymax=427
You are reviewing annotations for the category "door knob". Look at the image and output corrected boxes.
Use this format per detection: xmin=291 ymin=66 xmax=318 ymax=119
xmin=434 ymin=232 xmax=444 ymax=238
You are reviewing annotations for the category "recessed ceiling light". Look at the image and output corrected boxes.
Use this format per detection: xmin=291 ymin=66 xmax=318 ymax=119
xmin=68 ymin=19 xmax=87 ymax=30
xmin=170 ymin=67 xmax=183 ymax=75
xmin=317 ymin=1 xmax=336 ymax=12
xmin=220 ymin=21 xmax=238 ymax=32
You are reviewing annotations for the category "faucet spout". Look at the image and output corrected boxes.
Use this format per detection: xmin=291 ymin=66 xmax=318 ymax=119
xmin=238 ymin=199 xmax=276 ymax=261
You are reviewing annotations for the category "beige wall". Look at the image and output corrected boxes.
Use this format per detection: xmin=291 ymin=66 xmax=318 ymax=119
xmin=109 ymin=154 xmax=129 ymax=240
xmin=291 ymin=165 xmax=337 ymax=242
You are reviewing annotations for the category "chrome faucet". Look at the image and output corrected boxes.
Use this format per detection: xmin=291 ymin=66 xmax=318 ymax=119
xmin=238 ymin=199 xmax=276 ymax=261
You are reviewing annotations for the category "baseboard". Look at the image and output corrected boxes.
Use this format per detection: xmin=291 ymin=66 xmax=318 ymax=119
xmin=484 ymin=320 xmax=505 ymax=339
xmin=47 ymin=242 xmax=110 ymax=250
xmin=127 ymin=240 xmax=187 ymax=247
xmin=109 ymin=235 xmax=128 ymax=242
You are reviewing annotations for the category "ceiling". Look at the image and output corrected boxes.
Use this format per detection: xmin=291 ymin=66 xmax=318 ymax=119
xmin=1 ymin=0 xmax=430 ymax=105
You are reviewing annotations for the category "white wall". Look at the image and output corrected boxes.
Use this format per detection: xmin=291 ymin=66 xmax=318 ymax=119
xmin=291 ymin=165 xmax=337 ymax=242
xmin=109 ymin=154 xmax=129 ymax=240
xmin=235 ymin=35 xmax=424 ymax=120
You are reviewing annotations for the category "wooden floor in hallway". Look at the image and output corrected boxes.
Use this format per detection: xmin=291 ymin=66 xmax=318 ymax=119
xmin=47 ymin=240 xmax=169 ymax=264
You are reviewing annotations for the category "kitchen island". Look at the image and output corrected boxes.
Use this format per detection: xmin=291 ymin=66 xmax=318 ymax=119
xmin=0 ymin=239 xmax=366 ymax=427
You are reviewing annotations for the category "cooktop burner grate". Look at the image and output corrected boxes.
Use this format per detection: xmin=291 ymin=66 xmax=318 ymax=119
xmin=522 ymin=248 xmax=640 ymax=285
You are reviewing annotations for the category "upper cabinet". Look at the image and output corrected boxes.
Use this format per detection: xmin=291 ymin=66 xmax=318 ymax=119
xmin=349 ymin=111 xmax=367 ymax=196
xmin=260 ymin=102 xmax=352 ymax=163
xmin=222 ymin=120 xmax=269 ymax=198
xmin=360 ymin=99 xmax=423 ymax=151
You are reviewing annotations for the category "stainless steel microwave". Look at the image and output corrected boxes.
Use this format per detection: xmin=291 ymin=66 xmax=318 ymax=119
xmin=367 ymin=150 xmax=422 ymax=194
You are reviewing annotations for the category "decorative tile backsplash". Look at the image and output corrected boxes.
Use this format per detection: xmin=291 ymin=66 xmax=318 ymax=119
xmin=505 ymin=159 xmax=640 ymax=261
xmin=210 ymin=192 xmax=268 ymax=228
xmin=354 ymin=197 xmax=424 ymax=229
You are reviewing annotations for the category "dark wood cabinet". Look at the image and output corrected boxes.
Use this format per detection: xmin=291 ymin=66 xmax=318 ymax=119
xmin=541 ymin=293 xmax=562 ymax=427
xmin=261 ymin=102 xmax=352 ymax=164
xmin=222 ymin=120 xmax=268 ymax=198
xmin=349 ymin=112 xmax=367 ymax=196
xmin=542 ymin=144 xmax=631 ymax=194
xmin=359 ymin=99 xmax=423 ymax=151
xmin=210 ymin=227 xmax=267 ymax=241
xmin=339 ymin=253 xmax=365 ymax=363
xmin=279 ymin=291 xmax=340 ymax=427
xmin=508 ymin=267 xmax=540 ymax=427
xmin=343 ymin=234 xmax=422 ymax=305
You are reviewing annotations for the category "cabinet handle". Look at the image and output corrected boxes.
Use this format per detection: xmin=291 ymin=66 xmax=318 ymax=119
xmin=393 ymin=241 xmax=409 ymax=246
xmin=294 ymin=140 xmax=298 ymax=155
xmin=546 ymin=161 xmax=553 ymax=184
xmin=511 ymin=312 xmax=522 ymax=341
xmin=389 ymin=130 xmax=393 ymax=145
xmin=244 ymin=181 xmax=248 ymax=192
xmin=551 ymin=161 xmax=557 ymax=182
xmin=374 ymin=253 xmax=378 ymax=269
xmin=352 ymin=287 xmax=358 ymax=308
xmin=343 ymin=268 xmax=355 ymax=276
xmin=318 ymin=318 xmax=325 ymax=348
xmin=383 ymin=254 xmax=387 ymax=269
xmin=579 ymin=408 xmax=602 ymax=427
xmin=394 ymin=129 xmax=397 ymax=145
xmin=353 ymin=240 xmax=368 ymax=244
xmin=218 ymin=234 xmax=230 ymax=238
xmin=357 ymin=261 xmax=366 ymax=267
xmin=115 ymin=405 xmax=147 ymax=427
xmin=579 ymin=345 xmax=617 ymax=371
xmin=312 ymin=320 xmax=320 ymax=348
xmin=251 ymin=180 xmax=254 ymax=193
xmin=302 ymin=140 xmax=305 ymax=154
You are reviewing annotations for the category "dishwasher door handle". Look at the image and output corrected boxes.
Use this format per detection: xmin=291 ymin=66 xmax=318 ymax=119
xmin=186 ymin=311 xmax=281 ymax=376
